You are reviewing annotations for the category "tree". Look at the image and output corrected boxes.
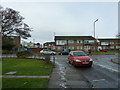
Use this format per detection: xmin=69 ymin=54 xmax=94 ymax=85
xmin=1 ymin=7 xmax=32 ymax=39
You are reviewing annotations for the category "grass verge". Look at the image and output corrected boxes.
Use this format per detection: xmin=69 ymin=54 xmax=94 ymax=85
xmin=2 ymin=78 xmax=49 ymax=88
xmin=2 ymin=58 xmax=54 ymax=88
xmin=2 ymin=58 xmax=53 ymax=75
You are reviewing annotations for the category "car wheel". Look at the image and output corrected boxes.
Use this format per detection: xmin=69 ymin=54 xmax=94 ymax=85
xmin=68 ymin=61 xmax=71 ymax=64
xmin=88 ymin=65 xmax=92 ymax=67
xmin=73 ymin=62 xmax=77 ymax=68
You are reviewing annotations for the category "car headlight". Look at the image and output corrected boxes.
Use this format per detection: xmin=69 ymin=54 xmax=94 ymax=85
xmin=89 ymin=58 xmax=93 ymax=61
xmin=75 ymin=60 xmax=81 ymax=62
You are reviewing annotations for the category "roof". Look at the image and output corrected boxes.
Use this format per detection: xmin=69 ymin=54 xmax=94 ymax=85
xmin=55 ymin=36 xmax=95 ymax=40
xmin=43 ymin=42 xmax=55 ymax=45
xmin=98 ymin=38 xmax=120 ymax=41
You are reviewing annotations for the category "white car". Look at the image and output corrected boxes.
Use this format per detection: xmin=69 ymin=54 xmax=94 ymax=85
xmin=40 ymin=49 xmax=56 ymax=55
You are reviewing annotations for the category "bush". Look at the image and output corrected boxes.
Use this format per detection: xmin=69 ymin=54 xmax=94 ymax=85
xmin=16 ymin=51 xmax=32 ymax=58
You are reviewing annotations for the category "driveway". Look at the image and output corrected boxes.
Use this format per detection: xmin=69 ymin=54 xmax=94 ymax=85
xmin=48 ymin=54 xmax=119 ymax=88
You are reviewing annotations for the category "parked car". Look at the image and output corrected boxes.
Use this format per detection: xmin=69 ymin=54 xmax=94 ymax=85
xmin=99 ymin=48 xmax=107 ymax=52
xmin=40 ymin=49 xmax=56 ymax=55
xmin=58 ymin=51 xmax=69 ymax=55
xmin=101 ymin=49 xmax=107 ymax=52
xmin=68 ymin=51 xmax=93 ymax=67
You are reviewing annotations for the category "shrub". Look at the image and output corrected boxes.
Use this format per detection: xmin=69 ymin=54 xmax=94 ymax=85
xmin=16 ymin=51 xmax=32 ymax=58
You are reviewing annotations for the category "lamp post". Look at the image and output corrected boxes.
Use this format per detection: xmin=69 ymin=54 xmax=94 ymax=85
xmin=94 ymin=19 xmax=98 ymax=38
xmin=93 ymin=19 xmax=98 ymax=51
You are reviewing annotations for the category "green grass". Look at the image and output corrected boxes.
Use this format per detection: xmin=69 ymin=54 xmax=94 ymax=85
xmin=2 ymin=78 xmax=49 ymax=88
xmin=2 ymin=58 xmax=53 ymax=75
xmin=91 ymin=51 xmax=109 ymax=54
xmin=0 ymin=61 xmax=2 ymax=75
xmin=85 ymin=51 xmax=112 ymax=54
xmin=2 ymin=58 xmax=54 ymax=88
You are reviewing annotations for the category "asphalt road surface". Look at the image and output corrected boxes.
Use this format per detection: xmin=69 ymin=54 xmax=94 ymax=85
xmin=48 ymin=54 xmax=119 ymax=89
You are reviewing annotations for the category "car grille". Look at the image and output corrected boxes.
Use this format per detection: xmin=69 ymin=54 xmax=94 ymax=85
xmin=82 ymin=60 xmax=89 ymax=62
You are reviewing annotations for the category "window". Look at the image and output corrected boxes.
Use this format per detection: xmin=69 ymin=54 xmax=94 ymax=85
xmin=77 ymin=40 xmax=82 ymax=43
xmin=77 ymin=46 xmax=82 ymax=50
xmin=57 ymin=47 xmax=61 ymax=50
xmin=116 ymin=46 xmax=120 ymax=49
xmin=84 ymin=40 xmax=94 ymax=44
xmin=56 ymin=40 xmax=67 ymax=45
xmin=110 ymin=41 xmax=114 ymax=44
xmin=84 ymin=40 xmax=89 ymax=44
xmin=89 ymin=40 xmax=94 ymax=43
xmin=68 ymin=46 xmax=74 ymax=50
xmin=110 ymin=46 xmax=114 ymax=49
xmin=101 ymin=42 xmax=109 ymax=45
xmin=68 ymin=40 xmax=74 ymax=43
xmin=52 ymin=46 xmax=55 ymax=50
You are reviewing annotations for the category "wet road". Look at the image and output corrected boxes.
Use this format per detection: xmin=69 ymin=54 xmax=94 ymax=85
xmin=48 ymin=54 xmax=119 ymax=88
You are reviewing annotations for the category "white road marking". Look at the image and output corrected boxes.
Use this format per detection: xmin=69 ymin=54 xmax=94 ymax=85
xmin=93 ymin=79 xmax=105 ymax=82
xmin=94 ymin=62 xmax=119 ymax=73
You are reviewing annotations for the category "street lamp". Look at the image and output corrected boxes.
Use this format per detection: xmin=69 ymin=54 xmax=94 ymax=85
xmin=93 ymin=19 xmax=98 ymax=51
xmin=94 ymin=19 xmax=98 ymax=38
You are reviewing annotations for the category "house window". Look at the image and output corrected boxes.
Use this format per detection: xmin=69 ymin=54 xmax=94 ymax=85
xmin=77 ymin=40 xmax=82 ymax=43
xmin=57 ymin=47 xmax=61 ymax=50
xmin=68 ymin=40 xmax=74 ymax=43
xmin=116 ymin=46 xmax=120 ymax=49
xmin=56 ymin=40 xmax=67 ymax=45
xmin=110 ymin=46 xmax=114 ymax=49
xmin=68 ymin=46 xmax=74 ymax=50
xmin=52 ymin=46 xmax=55 ymax=50
xmin=89 ymin=40 xmax=94 ymax=43
xmin=84 ymin=46 xmax=90 ymax=51
xmin=110 ymin=41 xmax=114 ymax=44
xmin=84 ymin=40 xmax=89 ymax=44
xmin=77 ymin=46 xmax=82 ymax=50
xmin=101 ymin=42 xmax=109 ymax=45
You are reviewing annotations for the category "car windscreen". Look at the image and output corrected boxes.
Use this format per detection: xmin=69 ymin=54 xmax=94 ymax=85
xmin=73 ymin=52 xmax=87 ymax=56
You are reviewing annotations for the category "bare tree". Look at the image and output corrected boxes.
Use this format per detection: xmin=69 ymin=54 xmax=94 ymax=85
xmin=1 ymin=7 xmax=32 ymax=39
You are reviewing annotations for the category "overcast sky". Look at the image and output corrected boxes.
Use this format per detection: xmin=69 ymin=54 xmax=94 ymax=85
xmin=1 ymin=0 xmax=118 ymax=44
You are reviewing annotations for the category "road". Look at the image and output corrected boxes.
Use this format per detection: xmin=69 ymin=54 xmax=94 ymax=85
xmin=48 ymin=54 xmax=119 ymax=89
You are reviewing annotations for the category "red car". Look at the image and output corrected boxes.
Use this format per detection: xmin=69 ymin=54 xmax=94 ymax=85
xmin=101 ymin=49 xmax=107 ymax=52
xmin=68 ymin=51 xmax=93 ymax=67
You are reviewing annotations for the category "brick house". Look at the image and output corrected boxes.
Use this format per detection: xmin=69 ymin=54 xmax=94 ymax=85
xmin=43 ymin=42 xmax=55 ymax=51
xmin=54 ymin=36 xmax=96 ymax=52
xmin=8 ymin=36 xmax=21 ymax=48
xmin=98 ymin=38 xmax=120 ymax=50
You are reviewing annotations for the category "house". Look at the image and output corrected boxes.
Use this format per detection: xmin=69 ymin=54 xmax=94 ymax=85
xmin=43 ymin=42 xmax=55 ymax=51
xmin=10 ymin=36 xmax=21 ymax=48
xmin=98 ymin=38 xmax=120 ymax=50
xmin=54 ymin=36 xmax=96 ymax=52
